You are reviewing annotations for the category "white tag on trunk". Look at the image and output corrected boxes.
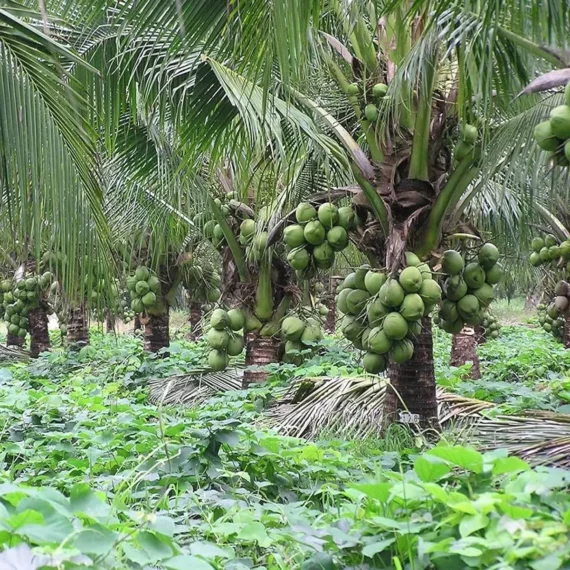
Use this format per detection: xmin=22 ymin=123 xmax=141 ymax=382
xmin=399 ymin=411 xmax=420 ymax=424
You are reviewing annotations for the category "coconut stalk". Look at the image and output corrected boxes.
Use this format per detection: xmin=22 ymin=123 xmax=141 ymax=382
xmin=450 ymin=326 xmax=481 ymax=379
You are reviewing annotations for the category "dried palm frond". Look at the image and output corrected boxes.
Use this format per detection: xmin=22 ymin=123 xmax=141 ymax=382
xmin=265 ymin=376 xmax=570 ymax=468
xmin=148 ymin=368 xmax=242 ymax=406
xmin=0 ymin=344 xmax=30 ymax=362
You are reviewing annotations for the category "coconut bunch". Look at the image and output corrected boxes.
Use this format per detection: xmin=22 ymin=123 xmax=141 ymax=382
xmin=126 ymin=266 xmax=160 ymax=313
xmin=453 ymin=123 xmax=478 ymax=163
xmin=481 ymin=310 xmax=501 ymax=339
xmin=537 ymin=302 xmax=565 ymax=343
xmin=533 ymin=83 xmax=570 ymax=166
xmin=284 ymin=202 xmax=356 ymax=277
xmin=205 ymin=307 xmax=246 ymax=371
xmin=528 ymin=234 xmax=570 ymax=270
xmin=280 ymin=313 xmax=325 ymax=364
xmin=346 ymin=81 xmax=388 ymax=124
xmin=336 ymin=254 xmax=442 ymax=373
xmin=2 ymin=273 xmax=54 ymax=339
xmin=183 ymin=264 xmax=222 ymax=304
xmin=434 ymin=244 xmax=503 ymax=334
xmin=196 ymin=192 xmax=239 ymax=249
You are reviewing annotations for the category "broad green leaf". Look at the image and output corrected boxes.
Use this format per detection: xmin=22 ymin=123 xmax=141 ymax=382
xmin=73 ymin=525 xmax=117 ymax=556
xmin=164 ymin=556 xmax=215 ymax=570
xmin=190 ymin=542 xmax=234 ymax=559
xmin=414 ymin=455 xmax=451 ymax=482
xmin=459 ymin=514 xmax=489 ymax=537
xmin=362 ymin=538 xmax=395 ymax=557
xmin=237 ymin=522 xmax=272 ymax=547
xmin=427 ymin=446 xmax=484 ymax=474
xmin=492 ymin=456 xmax=530 ymax=476
xmin=350 ymin=482 xmax=391 ymax=502
xmin=70 ymin=484 xmax=111 ymax=520
xmin=137 ymin=530 xmax=173 ymax=561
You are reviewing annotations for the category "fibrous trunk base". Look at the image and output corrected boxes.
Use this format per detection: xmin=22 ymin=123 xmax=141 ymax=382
xmin=450 ymin=326 xmax=481 ymax=379
xmin=564 ymin=311 xmax=570 ymax=349
xmin=243 ymin=333 xmax=279 ymax=387
xmin=134 ymin=314 xmax=142 ymax=332
xmin=475 ymin=324 xmax=486 ymax=345
xmin=383 ymin=317 xmax=439 ymax=432
xmin=6 ymin=332 xmax=24 ymax=348
xmin=188 ymin=302 xmax=202 ymax=340
xmin=67 ymin=306 xmax=89 ymax=350
xmin=29 ymin=307 xmax=50 ymax=358
xmin=144 ymin=311 xmax=170 ymax=354
xmin=106 ymin=311 xmax=115 ymax=334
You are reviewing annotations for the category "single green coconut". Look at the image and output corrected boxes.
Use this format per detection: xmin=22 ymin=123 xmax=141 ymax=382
xmin=213 ymin=224 xmax=225 ymax=242
xmin=367 ymin=298 xmax=389 ymax=326
xmin=203 ymin=220 xmax=216 ymax=238
xmin=473 ymin=283 xmax=494 ymax=307
xmin=400 ymin=294 xmax=425 ymax=321
xmin=399 ymin=266 xmax=423 ymax=293
xmin=534 ymin=120 xmax=561 ymax=151
xmin=295 ymin=202 xmax=317 ymax=224
xmin=135 ymin=280 xmax=150 ymax=296
xmin=301 ymin=319 xmax=323 ymax=345
xmin=342 ymin=273 xmax=356 ymax=290
xmin=441 ymin=318 xmax=465 ymax=335
xmin=485 ymin=263 xmax=504 ymax=284
xmin=549 ymin=245 xmax=561 ymax=260
xmin=141 ymin=291 xmax=157 ymax=307
xmin=240 ymin=219 xmax=256 ymax=241
xmin=227 ymin=308 xmax=245 ymax=331
xmin=282 ymin=316 xmax=305 ymax=341
xmin=341 ymin=315 xmax=364 ymax=341
xmin=457 ymin=294 xmax=480 ymax=320
xmin=336 ymin=288 xmax=352 ymax=314
xmin=353 ymin=267 xmax=369 ymax=291
xmin=560 ymin=240 xmax=570 ymax=260
xmin=445 ymin=275 xmax=468 ymax=301
xmin=25 ymin=277 xmax=37 ymax=291
xmin=364 ymin=271 xmax=386 ymax=295
xmin=545 ymin=234 xmax=558 ymax=247
xmin=227 ymin=334 xmax=245 ymax=356
xmin=478 ymin=243 xmax=500 ymax=269
xmin=417 ymin=263 xmax=433 ymax=280
xmin=461 ymin=123 xmax=478 ymax=144
xmin=318 ymin=304 xmax=329 ymax=317
xmin=368 ymin=327 xmax=392 ymax=354
xmin=327 ymin=226 xmax=349 ymax=251
xmin=463 ymin=262 xmax=486 ymax=289
xmin=337 ymin=206 xmax=356 ymax=230
xmin=245 ymin=313 xmax=262 ymax=332
xmin=406 ymin=319 xmax=422 ymax=338
xmin=361 ymin=327 xmax=372 ymax=350
xmin=126 ymin=275 xmax=137 ymax=291
xmin=454 ymin=140 xmax=474 ymax=162
xmin=314 ymin=256 xmax=334 ymax=270
xmin=565 ymin=140 xmax=570 ymax=163
xmin=304 ymin=220 xmax=326 ymax=245
xmin=363 ymin=352 xmax=387 ymax=374
xmin=317 ymin=203 xmax=339 ymax=228
xmin=539 ymin=246 xmax=550 ymax=262
xmin=207 ymin=328 xmax=230 ymax=350
xmin=390 ymin=339 xmax=414 ymax=363
xmin=531 ymin=237 xmax=545 ymax=252
xmin=405 ymin=252 xmax=422 ymax=266
xmin=419 ymin=279 xmax=442 ymax=306
xmin=550 ymin=105 xmax=570 ymax=139
xmin=440 ymin=299 xmax=459 ymax=322
xmin=383 ymin=312 xmax=408 ymax=340
xmin=206 ymin=287 xmax=221 ymax=303
xmin=287 ymin=248 xmax=310 ymax=270
xmin=284 ymin=224 xmax=306 ymax=248
xmin=441 ymin=250 xmax=464 ymax=275
xmin=131 ymin=298 xmax=144 ymax=313
xmin=210 ymin=308 xmax=229 ymax=330
xmin=313 ymin=242 xmax=335 ymax=264
xmin=147 ymin=275 xmax=160 ymax=293
xmin=372 ymin=83 xmax=388 ymax=98
xmin=347 ymin=83 xmax=360 ymax=96
xmin=208 ymin=350 xmax=229 ymax=371
xmin=346 ymin=289 xmax=370 ymax=316
xmin=0 ymin=279 xmax=11 ymax=292
xmin=379 ymin=279 xmax=405 ymax=308
xmin=364 ymin=104 xmax=378 ymax=122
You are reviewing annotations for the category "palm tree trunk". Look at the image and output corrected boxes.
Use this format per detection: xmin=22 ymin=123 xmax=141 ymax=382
xmin=563 ymin=311 xmax=570 ymax=349
xmin=105 ymin=311 xmax=115 ymax=334
xmin=144 ymin=309 xmax=170 ymax=353
xmin=383 ymin=317 xmax=439 ymax=431
xmin=67 ymin=305 xmax=89 ymax=350
xmin=324 ymin=296 xmax=336 ymax=333
xmin=243 ymin=332 xmax=279 ymax=387
xmin=188 ymin=301 xmax=202 ymax=340
xmin=6 ymin=331 xmax=24 ymax=348
xmin=450 ymin=326 xmax=481 ymax=379
xmin=29 ymin=306 xmax=50 ymax=357
xmin=134 ymin=313 xmax=141 ymax=332
xmin=475 ymin=324 xmax=486 ymax=345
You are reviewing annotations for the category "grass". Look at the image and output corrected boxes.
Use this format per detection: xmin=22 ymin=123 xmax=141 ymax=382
xmin=0 ymin=324 xmax=568 ymax=568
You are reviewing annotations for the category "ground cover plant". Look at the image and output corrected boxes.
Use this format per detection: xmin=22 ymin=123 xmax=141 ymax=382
xmin=0 ymin=324 xmax=568 ymax=569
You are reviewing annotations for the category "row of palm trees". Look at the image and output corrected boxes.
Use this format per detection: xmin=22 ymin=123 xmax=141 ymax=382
xmin=1 ymin=0 xmax=568 ymax=428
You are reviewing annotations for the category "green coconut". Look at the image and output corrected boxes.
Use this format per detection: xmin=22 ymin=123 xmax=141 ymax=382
xmin=342 ymin=273 xmax=356 ymax=290
xmin=341 ymin=315 xmax=364 ymax=341
xmin=364 ymin=271 xmax=386 ymax=295
xmin=295 ymin=202 xmax=317 ymax=224
xmin=418 ymin=263 xmax=433 ymax=280
xmin=419 ymin=279 xmax=442 ymax=306
xmin=206 ymin=288 xmax=221 ymax=303
xmin=203 ymin=220 xmax=216 ymax=238
xmin=240 ymin=219 xmax=256 ymax=241
xmin=287 ymin=248 xmax=310 ymax=270
xmin=245 ymin=313 xmax=262 ymax=332
xmin=353 ymin=267 xmax=369 ymax=291
xmin=135 ymin=266 xmax=150 ymax=281
xmin=566 ymin=140 xmax=570 ymax=163
xmin=531 ymin=237 xmax=545 ymax=252
xmin=399 ymin=266 xmax=423 ymax=293
xmin=457 ymin=294 xmax=480 ymax=320
xmin=336 ymin=288 xmax=352 ymax=314
xmin=317 ymin=203 xmax=339 ymax=228
xmin=141 ymin=292 xmax=157 ymax=307
xmin=473 ymin=283 xmax=494 ymax=307
xmin=461 ymin=123 xmax=478 ymax=145
xmin=363 ymin=352 xmax=387 ymax=374
xmin=529 ymin=252 xmax=541 ymax=267
xmin=361 ymin=327 xmax=372 ymax=350
xmin=406 ymin=319 xmax=422 ymax=338
xmin=485 ymin=263 xmax=504 ymax=285
xmin=539 ymin=247 xmax=550 ymax=262
xmin=364 ymin=104 xmax=378 ymax=122
xmin=441 ymin=250 xmax=464 ymax=275
xmin=560 ymin=240 xmax=570 ymax=260
xmin=390 ymin=339 xmax=414 ymax=363
xmin=25 ymin=277 xmax=37 ymax=291
xmin=478 ymin=243 xmax=500 ymax=269
xmin=210 ymin=308 xmax=229 ymax=330
xmin=327 ymin=226 xmax=349 ymax=251
xmin=252 ymin=232 xmax=268 ymax=256
xmin=8 ymin=323 xmax=18 ymax=335
xmin=534 ymin=120 xmax=560 ymax=151
xmin=545 ymin=234 xmax=558 ymax=247
xmin=441 ymin=318 xmax=465 ymax=335
xmin=379 ymin=279 xmax=405 ymax=308
xmin=147 ymin=275 xmax=160 ymax=293
xmin=227 ymin=334 xmax=245 ymax=356
xmin=463 ymin=263 xmax=486 ymax=289
xmin=135 ymin=280 xmax=150 ymax=296
xmin=304 ymin=220 xmax=326 ymax=245
xmin=383 ymin=312 xmax=408 ymax=340
xmin=313 ymin=242 xmax=335 ymax=264
xmin=405 ymin=252 xmax=422 ymax=267
xmin=366 ymin=327 xmax=391 ymax=354
xmin=301 ymin=319 xmax=323 ymax=345
xmin=367 ymin=298 xmax=389 ymax=326
xmin=454 ymin=140 xmax=474 ymax=162
xmin=400 ymin=294 xmax=425 ymax=321
xmin=0 ymin=280 xmax=11 ymax=293
xmin=440 ymin=299 xmax=459 ymax=322
xmin=314 ymin=256 xmax=334 ymax=270
xmin=372 ymin=83 xmax=388 ymax=98
xmin=347 ymin=83 xmax=360 ymax=96
xmin=131 ymin=298 xmax=144 ymax=313
xmin=346 ymin=289 xmax=370 ymax=316
xmin=318 ymin=304 xmax=329 ymax=317
xmin=284 ymin=225 xmax=306 ymax=249
xmin=209 ymin=350 xmax=229 ymax=371
xmin=550 ymin=105 xmax=570 ymax=139
xmin=337 ymin=206 xmax=356 ymax=230
xmin=282 ymin=316 xmax=305 ymax=341
xmin=227 ymin=308 xmax=245 ymax=331
xmin=207 ymin=328 xmax=230 ymax=350
xmin=445 ymin=275 xmax=468 ymax=301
